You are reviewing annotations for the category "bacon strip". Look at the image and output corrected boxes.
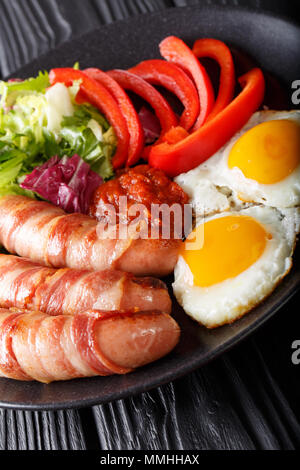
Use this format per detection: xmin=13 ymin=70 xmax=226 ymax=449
xmin=0 ymin=254 xmax=172 ymax=315
xmin=0 ymin=308 xmax=180 ymax=383
xmin=0 ymin=195 xmax=180 ymax=276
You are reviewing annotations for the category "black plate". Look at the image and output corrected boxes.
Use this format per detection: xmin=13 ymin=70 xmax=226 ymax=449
xmin=0 ymin=4 xmax=299 ymax=410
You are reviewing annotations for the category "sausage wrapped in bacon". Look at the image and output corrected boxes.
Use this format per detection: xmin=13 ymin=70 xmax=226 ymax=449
xmin=0 ymin=195 xmax=180 ymax=277
xmin=0 ymin=308 xmax=180 ymax=383
xmin=0 ymin=254 xmax=172 ymax=315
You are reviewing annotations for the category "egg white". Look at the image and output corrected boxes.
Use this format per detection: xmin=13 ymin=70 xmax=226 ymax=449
xmin=175 ymin=110 xmax=300 ymax=217
xmin=172 ymin=205 xmax=300 ymax=328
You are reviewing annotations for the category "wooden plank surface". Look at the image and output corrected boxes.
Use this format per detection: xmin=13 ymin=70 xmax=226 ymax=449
xmin=0 ymin=0 xmax=299 ymax=451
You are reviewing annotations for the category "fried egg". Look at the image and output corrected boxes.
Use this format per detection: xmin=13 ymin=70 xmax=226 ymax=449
xmin=172 ymin=206 xmax=300 ymax=328
xmin=175 ymin=111 xmax=300 ymax=216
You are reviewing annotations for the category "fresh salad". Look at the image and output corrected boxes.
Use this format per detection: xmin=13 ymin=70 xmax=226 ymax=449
xmin=0 ymin=70 xmax=116 ymax=211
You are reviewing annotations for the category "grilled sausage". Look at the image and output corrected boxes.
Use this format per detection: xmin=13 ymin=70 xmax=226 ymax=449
xmin=0 ymin=254 xmax=172 ymax=315
xmin=0 ymin=308 xmax=180 ymax=383
xmin=0 ymin=195 xmax=180 ymax=276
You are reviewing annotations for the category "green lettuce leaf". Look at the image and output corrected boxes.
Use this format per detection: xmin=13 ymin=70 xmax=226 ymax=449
xmin=59 ymin=105 xmax=116 ymax=179
xmin=0 ymin=71 xmax=50 ymax=108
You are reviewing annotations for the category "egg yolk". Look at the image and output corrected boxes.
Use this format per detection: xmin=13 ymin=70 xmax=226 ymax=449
xmin=181 ymin=215 xmax=271 ymax=287
xmin=228 ymin=120 xmax=300 ymax=184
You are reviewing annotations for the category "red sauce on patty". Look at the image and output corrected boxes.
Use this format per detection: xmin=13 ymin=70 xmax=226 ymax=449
xmin=89 ymin=165 xmax=189 ymax=239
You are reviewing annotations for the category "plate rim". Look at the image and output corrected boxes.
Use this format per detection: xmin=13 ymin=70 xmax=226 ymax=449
xmin=3 ymin=2 xmax=300 ymax=80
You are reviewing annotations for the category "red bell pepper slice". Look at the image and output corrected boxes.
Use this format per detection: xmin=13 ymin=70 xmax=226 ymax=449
xmin=49 ymin=68 xmax=130 ymax=169
xmin=159 ymin=36 xmax=215 ymax=130
xmin=107 ymin=70 xmax=178 ymax=136
xmin=148 ymin=68 xmax=265 ymax=177
xmin=84 ymin=68 xmax=144 ymax=166
xmin=128 ymin=59 xmax=199 ymax=131
xmin=192 ymin=38 xmax=235 ymax=121
xmin=162 ymin=126 xmax=189 ymax=145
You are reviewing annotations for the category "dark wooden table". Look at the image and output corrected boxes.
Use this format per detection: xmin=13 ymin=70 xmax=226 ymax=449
xmin=0 ymin=0 xmax=299 ymax=451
